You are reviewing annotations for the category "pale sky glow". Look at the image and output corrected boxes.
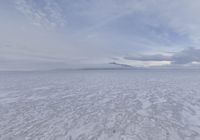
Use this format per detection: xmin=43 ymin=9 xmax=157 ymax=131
xmin=1 ymin=0 xmax=200 ymax=70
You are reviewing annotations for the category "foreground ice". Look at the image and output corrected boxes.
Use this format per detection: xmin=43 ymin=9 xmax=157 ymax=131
xmin=0 ymin=70 xmax=200 ymax=140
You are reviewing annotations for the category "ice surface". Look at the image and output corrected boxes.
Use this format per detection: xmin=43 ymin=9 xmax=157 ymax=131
xmin=0 ymin=70 xmax=200 ymax=140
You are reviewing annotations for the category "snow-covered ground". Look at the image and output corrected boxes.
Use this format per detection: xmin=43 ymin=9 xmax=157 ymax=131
xmin=0 ymin=70 xmax=200 ymax=140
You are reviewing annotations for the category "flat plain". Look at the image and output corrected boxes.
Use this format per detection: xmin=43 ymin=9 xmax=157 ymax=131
xmin=0 ymin=70 xmax=200 ymax=140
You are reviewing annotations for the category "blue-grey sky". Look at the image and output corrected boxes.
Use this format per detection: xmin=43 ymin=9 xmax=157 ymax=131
xmin=1 ymin=0 xmax=200 ymax=70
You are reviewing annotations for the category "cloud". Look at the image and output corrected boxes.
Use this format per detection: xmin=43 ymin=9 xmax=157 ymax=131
xmin=124 ymin=48 xmax=200 ymax=65
xmin=171 ymin=48 xmax=200 ymax=64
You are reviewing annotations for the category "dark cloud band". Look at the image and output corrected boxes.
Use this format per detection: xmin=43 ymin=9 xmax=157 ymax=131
xmin=124 ymin=48 xmax=200 ymax=65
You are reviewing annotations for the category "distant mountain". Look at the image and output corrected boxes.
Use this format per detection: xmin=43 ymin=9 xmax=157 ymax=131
xmin=78 ymin=62 xmax=140 ymax=70
xmin=109 ymin=62 xmax=134 ymax=68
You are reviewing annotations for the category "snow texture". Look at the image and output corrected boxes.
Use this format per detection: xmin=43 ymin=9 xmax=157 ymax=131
xmin=0 ymin=70 xmax=200 ymax=140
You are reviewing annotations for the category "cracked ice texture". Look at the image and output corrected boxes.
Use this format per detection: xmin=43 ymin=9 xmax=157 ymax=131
xmin=0 ymin=70 xmax=200 ymax=140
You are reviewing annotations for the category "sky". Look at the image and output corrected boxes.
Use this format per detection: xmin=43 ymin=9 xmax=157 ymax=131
xmin=1 ymin=0 xmax=200 ymax=70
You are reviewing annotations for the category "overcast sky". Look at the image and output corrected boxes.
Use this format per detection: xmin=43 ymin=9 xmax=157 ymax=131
xmin=1 ymin=0 xmax=200 ymax=70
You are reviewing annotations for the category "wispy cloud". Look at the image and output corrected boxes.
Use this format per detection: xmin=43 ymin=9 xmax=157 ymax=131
xmin=15 ymin=0 xmax=66 ymax=28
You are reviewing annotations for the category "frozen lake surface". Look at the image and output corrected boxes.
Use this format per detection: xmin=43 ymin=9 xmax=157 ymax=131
xmin=0 ymin=70 xmax=200 ymax=140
